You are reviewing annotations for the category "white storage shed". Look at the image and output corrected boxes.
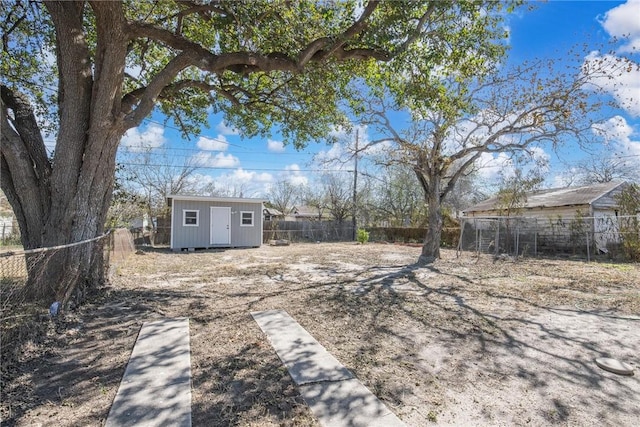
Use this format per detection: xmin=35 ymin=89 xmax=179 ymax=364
xmin=168 ymin=195 xmax=264 ymax=251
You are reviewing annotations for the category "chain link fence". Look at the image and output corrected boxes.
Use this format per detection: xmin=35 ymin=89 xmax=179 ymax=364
xmin=0 ymin=230 xmax=139 ymax=375
xmin=458 ymin=215 xmax=640 ymax=261
xmin=0 ymin=231 xmax=116 ymax=308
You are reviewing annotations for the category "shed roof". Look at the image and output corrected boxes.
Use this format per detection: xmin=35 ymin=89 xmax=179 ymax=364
xmin=167 ymin=195 xmax=265 ymax=205
xmin=463 ymin=181 xmax=627 ymax=213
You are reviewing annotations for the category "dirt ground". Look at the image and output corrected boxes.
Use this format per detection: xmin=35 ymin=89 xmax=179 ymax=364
xmin=2 ymin=243 xmax=639 ymax=426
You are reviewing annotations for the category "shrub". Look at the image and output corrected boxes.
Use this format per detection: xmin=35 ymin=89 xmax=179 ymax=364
xmin=356 ymin=228 xmax=369 ymax=244
xmin=615 ymin=184 xmax=640 ymax=262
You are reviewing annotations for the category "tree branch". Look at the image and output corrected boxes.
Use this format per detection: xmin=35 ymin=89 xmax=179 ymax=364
xmin=0 ymin=87 xmax=50 ymax=246
xmin=123 ymin=52 xmax=194 ymax=127
xmin=0 ymin=85 xmax=51 ymax=180
xmin=392 ymin=2 xmax=438 ymax=57
xmin=298 ymin=0 xmax=380 ymax=65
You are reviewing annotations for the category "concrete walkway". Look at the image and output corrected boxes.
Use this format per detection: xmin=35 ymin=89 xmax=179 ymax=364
xmin=252 ymin=310 xmax=406 ymax=427
xmin=105 ymin=318 xmax=192 ymax=427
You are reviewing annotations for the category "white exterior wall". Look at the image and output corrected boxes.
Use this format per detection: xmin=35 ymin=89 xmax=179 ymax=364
xmin=0 ymin=216 xmax=13 ymax=239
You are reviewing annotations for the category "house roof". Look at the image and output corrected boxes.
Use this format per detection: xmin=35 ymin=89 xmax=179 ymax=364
xmin=263 ymin=207 xmax=283 ymax=216
xmin=463 ymin=181 xmax=627 ymax=213
xmin=293 ymin=205 xmax=328 ymax=218
xmin=167 ymin=195 xmax=265 ymax=204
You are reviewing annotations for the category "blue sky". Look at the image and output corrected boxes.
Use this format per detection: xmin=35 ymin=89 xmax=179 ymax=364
xmin=118 ymin=1 xmax=640 ymax=198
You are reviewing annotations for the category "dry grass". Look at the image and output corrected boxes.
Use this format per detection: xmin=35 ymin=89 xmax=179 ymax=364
xmin=3 ymin=243 xmax=639 ymax=426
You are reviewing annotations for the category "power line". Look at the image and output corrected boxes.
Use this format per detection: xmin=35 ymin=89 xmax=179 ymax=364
xmin=117 ymin=161 xmax=354 ymax=174
xmin=119 ymin=145 xmax=314 ymax=156
xmin=141 ymin=119 xmax=251 ymax=151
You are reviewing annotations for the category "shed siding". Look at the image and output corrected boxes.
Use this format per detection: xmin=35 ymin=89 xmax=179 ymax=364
xmin=171 ymin=199 xmax=262 ymax=250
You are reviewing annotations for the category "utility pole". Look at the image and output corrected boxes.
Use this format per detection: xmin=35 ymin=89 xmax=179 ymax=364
xmin=352 ymin=128 xmax=358 ymax=241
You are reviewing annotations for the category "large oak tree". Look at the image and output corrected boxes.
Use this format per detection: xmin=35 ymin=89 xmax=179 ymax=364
xmin=1 ymin=0 xmax=511 ymax=305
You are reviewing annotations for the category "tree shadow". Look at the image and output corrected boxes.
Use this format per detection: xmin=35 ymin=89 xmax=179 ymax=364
xmin=4 ymin=249 xmax=638 ymax=426
xmin=304 ymin=261 xmax=640 ymax=425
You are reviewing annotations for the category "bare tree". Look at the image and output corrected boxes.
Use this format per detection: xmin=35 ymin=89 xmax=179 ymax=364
xmin=301 ymin=185 xmax=328 ymax=221
xmin=364 ymin=56 xmax=632 ymax=263
xmin=495 ymin=163 xmax=546 ymax=218
xmin=321 ymin=173 xmax=353 ymax=224
xmin=564 ymin=156 xmax=640 ymax=185
xmin=118 ymin=150 xmax=200 ymax=243
xmin=368 ymin=165 xmax=427 ymax=227
xmin=266 ymin=180 xmax=303 ymax=217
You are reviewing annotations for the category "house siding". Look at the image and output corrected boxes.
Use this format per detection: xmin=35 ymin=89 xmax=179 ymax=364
xmin=170 ymin=198 xmax=263 ymax=250
xmin=460 ymin=182 xmax=632 ymax=254
xmin=463 ymin=205 xmax=620 ymax=253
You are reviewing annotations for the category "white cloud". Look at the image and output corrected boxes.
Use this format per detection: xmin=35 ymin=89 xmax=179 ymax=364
xmin=197 ymin=135 xmax=228 ymax=151
xmin=185 ymin=173 xmax=216 ymax=188
xmin=267 ymin=139 xmax=285 ymax=153
xmin=503 ymin=25 xmax=511 ymax=44
xmin=475 ymin=149 xmax=550 ymax=186
xmin=315 ymin=124 xmax=388 ymax=170
xmin=215 ymin=120 xmax=240 ymax=135
xmin=551 ymin=170 xmax=575 ymax=188
xmin=121 ymin=123 xmax=166 ymax=152
xmin=314 ymin=143 xmax=352 ymax=170
xmin=125 ymin=64 xmax=143 ymax=80
xmin=43 ymin=135 xmax=56 ymax=155
xmin=530 ymin=146 xmax=551 ymax=168
xmin=593 ymin=115 xmax=640 ymax=160
xmin=583 ymin=52 xmax=640 ymax=117
xmin=206 ymin=168 xmax=274 ymax=198
xmin=600 ymin=0 xmax=640 ymax=53
xmin=328 ymin=124 xmax=369 ymax=146
xmin=191 ymin=152 xmax=240 ymax=168
xmin=589 ymin=1 xmax=640 ymax=117
xmin=227 ymin=168 xmax=274 ymax=184
xmin=476 ymin=152 xmax=514 ymax=181
xmin=281 ymin=164 xmax=309 ymax=186
xmin=592 ymin=115 xmax=634 ymax=142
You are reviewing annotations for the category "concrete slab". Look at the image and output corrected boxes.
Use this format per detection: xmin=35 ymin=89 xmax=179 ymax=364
xmin=299 ymin=379 xmax=406 ymax=427
xmin=252 ymin=310 xmax=406 ymax=427
xmin=251 ymin=310 xmax=354 ymax=385
xmin=105 ymin=318 xmax=191 ymax=427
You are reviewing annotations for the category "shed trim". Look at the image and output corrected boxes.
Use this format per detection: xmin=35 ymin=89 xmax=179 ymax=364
xmin=169 ymin=194 xmax=265 ymax=204
xmin=170 ymin=199 xmax=175 ymax=249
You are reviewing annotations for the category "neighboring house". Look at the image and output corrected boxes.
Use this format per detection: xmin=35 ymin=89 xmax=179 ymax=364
xmin=130 ymin=213 xmax=151 ymax=230
xmin=290 ymin=205 xmax=331 ymax=221
xmin=462 ymin=181 xmax=631 ymax=253
xmin=168 ymin=195 xmax=264 ymax=251
xmin=0 ymin=190 xmax=17 ymax=240
xmin=263 ymin=207 xmax=284 ymax=221
xmin=0 ymin=216 xmax=13 ymax=239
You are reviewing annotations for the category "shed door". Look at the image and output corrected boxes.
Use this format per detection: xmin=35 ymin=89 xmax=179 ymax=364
xmin=210 ymin=207 xmax=231 ymax=245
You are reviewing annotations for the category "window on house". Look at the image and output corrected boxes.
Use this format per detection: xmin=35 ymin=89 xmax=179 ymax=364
xmin=240 ymin=211 xmax=254 ymax=226
xmin=183 ymin=210 xmax=199 ymax=226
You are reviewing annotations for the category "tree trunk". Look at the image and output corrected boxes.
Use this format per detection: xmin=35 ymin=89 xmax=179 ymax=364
xmin=16 ymin=129 xmax=119 ymax=305
xmin=419 ymin=189 xmax=443 ymax=264
xmin=415 ymin=165 xmax=443 ymax=265
xmin=0 ymin=2 xmax=130 ymax=307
